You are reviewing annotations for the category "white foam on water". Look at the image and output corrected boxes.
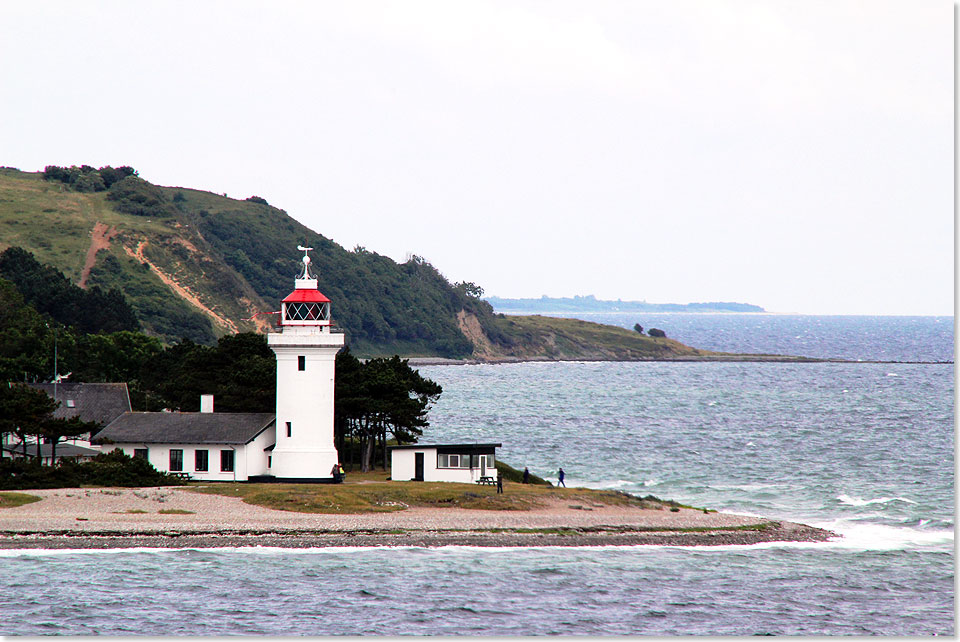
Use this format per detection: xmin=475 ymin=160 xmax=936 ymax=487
xmin=837 ymin=494 xmax=918 ymax=506
xmin=810 ymin=519 xmax=954 ymax=551
xmin=581 ymin=479 xmax=646 ymax=490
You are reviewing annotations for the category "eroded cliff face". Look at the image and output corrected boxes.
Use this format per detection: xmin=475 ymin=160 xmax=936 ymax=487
xmin=456 ymin=310 xmax=502 ymax=360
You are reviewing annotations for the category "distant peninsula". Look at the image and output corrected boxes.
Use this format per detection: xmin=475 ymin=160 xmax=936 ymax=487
xmin=485 ymin=295 xmax=765 ymax=314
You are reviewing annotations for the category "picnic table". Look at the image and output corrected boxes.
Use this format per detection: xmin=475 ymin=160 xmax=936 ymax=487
xmin=476 ymin=476 xmax=496 ymax=486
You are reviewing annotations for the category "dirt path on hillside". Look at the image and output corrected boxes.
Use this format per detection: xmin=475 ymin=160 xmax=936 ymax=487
xmin=124 ymin=240 xmax=239 ymax=333
xmin=77 ymin=222 xmax=118 ymax=289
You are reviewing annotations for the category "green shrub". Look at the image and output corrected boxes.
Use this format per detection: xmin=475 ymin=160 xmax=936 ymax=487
xmin=106 ymin=176 xmax=175 ymax=218
xmin=42 ymin=165 xmax=136 ymax=191
xmin=0 ymin=450 xmax=186 ymax=490
xmin=496 ymin=461 xmax=552 ymax=486
xmin=0 ymin=459 xmax=81 ymax=489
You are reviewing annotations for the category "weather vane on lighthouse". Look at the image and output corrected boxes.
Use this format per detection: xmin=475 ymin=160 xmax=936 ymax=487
xmin=296 ymin=245 xmax=314 ymax=279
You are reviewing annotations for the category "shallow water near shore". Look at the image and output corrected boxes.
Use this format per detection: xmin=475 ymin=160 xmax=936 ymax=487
xmin=0 ymin=314 xmax=953 ymax=635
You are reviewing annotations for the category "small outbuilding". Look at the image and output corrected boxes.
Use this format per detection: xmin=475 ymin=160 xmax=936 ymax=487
xmin=389 ymin=443 xmax=501 ymax=483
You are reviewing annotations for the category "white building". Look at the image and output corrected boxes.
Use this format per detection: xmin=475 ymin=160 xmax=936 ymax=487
xmin=267 ymin=247 xmax=344 ymax=480
xmin=390 ymin=443 xmax=501 ymax=483
xmin=94 ymin=247 xmax=345 ymax=482
xmin=94 ymin=399 xmax=275 ymax=481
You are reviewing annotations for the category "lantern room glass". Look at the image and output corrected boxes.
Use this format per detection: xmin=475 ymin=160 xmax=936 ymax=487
xmin=284 ymin=301 xmax=330 ymax=322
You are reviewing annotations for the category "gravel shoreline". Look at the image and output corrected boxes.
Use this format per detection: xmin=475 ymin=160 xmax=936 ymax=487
xmin=0 ymin=487 xmax=837 ymax=550
xmin=0 ymin=522 xmax=836 ymax=550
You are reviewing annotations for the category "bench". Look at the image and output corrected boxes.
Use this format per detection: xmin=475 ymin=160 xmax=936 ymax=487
xmin=476 ymin=476 xmax=496 ymax=486
xmin=171 ymin=472 xmax=191 ymax=480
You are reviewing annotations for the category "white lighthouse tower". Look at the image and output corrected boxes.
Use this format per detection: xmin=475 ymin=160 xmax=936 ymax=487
xmin=268 ymin=246 xmax=344 ymax=481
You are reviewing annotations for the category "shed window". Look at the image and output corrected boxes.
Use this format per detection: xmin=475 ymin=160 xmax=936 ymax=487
xmin=195 ymin=449 xmax=208 ymax=472
xmin=438 ymin=453 xmax=493 ymax=469
xmin=169 ymin=449 xmax=183 ymax=472
xmin=221 ymin=450 xmax=235 ymax=472
xmin=298 ymin=356 xmax=306 ymax=371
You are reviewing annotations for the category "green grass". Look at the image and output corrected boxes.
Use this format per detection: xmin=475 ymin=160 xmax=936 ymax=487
xmin=158 ymin=508 xmax=194 ymax=515
xmin=0 ymin=492 xmax=41 ymax=508
xmin=487 ymin=314 xmax=714 ymax=360
xmin=188 ymin=474 xmax=669 ymax=515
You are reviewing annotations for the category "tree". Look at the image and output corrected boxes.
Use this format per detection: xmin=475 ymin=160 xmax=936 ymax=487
xmin=139 ymin=333 xmax=275 ymax=412
xmin=648 ymin=328 xmax=666 ymax=338
xmin=454 ymin=281 xmax=484 ymax=299
xmin=73 ymin=171 xmax=106 ymax=193
xmin=73 ymin=331 xmax=162 ymax=384
xmin=40 ymin=415 xmax=101 ymax=464
xmin=0 ymin=247 xmax=140 ymax=335
xmin=633 ymin=323 xmax=643 ymax=334
xmin=334 ymin=349 xmax=442 ymax=472
xmin=0 ymin=383 xmax=58 ymax=460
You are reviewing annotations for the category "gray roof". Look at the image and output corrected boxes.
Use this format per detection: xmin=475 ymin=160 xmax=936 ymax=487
xmin=27 ymin=383 xmax=131 ymax=429
xmin=94 ymin=412 xmax=275 ymax=445
xmin=3 ymin=442 xmax=101 ymax=459
xmin=388 ymin=443 xmax=501 ymax=451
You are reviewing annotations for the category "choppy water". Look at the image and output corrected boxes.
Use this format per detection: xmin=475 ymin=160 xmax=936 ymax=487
xmin=0 ymin=315 xmax=953 ymax=635
xmin=540 ymin=312 xmax=954 ymax=363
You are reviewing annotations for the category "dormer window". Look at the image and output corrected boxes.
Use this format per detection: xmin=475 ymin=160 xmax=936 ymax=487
xmin=66 ymin=400 xmax=75 ymax=408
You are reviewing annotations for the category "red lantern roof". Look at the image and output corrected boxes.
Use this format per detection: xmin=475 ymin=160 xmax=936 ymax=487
xmin=282 ymin=289 xmax=330 ymax=303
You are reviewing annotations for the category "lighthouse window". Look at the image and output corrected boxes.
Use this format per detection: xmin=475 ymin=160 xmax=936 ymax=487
xmin=286 ymin=421 xmax=292 ymax=437
xmin=221 ymin=450 xmax=235 ymax=472
xmin=298 ymin=355 xmax=305 ymax=371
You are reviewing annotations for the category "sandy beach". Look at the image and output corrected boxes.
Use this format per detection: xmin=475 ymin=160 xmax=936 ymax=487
xmin=0 ymin=487 xmax=836 ymax=549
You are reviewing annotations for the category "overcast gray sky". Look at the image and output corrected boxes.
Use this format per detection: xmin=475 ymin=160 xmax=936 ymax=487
xmin=1 ymin=1 xmax=953 ymax=314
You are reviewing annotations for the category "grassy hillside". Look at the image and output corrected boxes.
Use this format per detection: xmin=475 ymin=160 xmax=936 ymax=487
xmin=0 ymin=167 xmax=716 ymax=360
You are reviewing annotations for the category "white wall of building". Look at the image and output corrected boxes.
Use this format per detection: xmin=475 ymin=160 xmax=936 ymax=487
xmin=391 ymin=448 xmax=496 ymax=483
xmin=268 ymin=327 xmax=343 ymax=479
xmin=105 ymin=428 xmax=273 ymax=482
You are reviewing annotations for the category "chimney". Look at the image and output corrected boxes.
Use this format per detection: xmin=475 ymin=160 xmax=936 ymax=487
xmin=200 ymin=394 xmax=214 ymax=413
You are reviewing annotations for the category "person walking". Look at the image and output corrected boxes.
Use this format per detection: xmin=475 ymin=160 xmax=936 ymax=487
xmin=523 ymin=467 xmax=530 ymax=484
xmin=496 ymin=472 xmax=503 ymax=494
xmin=557 ymin=467 xmax=566 ymax=487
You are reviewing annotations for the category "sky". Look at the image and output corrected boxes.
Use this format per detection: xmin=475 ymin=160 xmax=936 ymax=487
xmin=1 ymin=0 xmax=953 ymax=315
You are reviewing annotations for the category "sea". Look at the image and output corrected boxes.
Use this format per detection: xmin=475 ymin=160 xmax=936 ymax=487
xmin=1 ymin=314 xmax=953 ymax=636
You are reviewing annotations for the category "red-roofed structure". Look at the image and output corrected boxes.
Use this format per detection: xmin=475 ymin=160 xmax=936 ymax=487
xmin=281 ymin=289 xmax=331 ymax=303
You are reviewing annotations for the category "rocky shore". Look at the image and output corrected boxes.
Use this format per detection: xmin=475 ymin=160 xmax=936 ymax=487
xmin=0 ymin=487 xmax=837 ymax=550
xmin=0 ymin=522 xmax=835 ymax=550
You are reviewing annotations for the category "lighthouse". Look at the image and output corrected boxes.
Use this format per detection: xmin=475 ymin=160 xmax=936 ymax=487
xmin=267 ymin=246 xmax=344 ymax=481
